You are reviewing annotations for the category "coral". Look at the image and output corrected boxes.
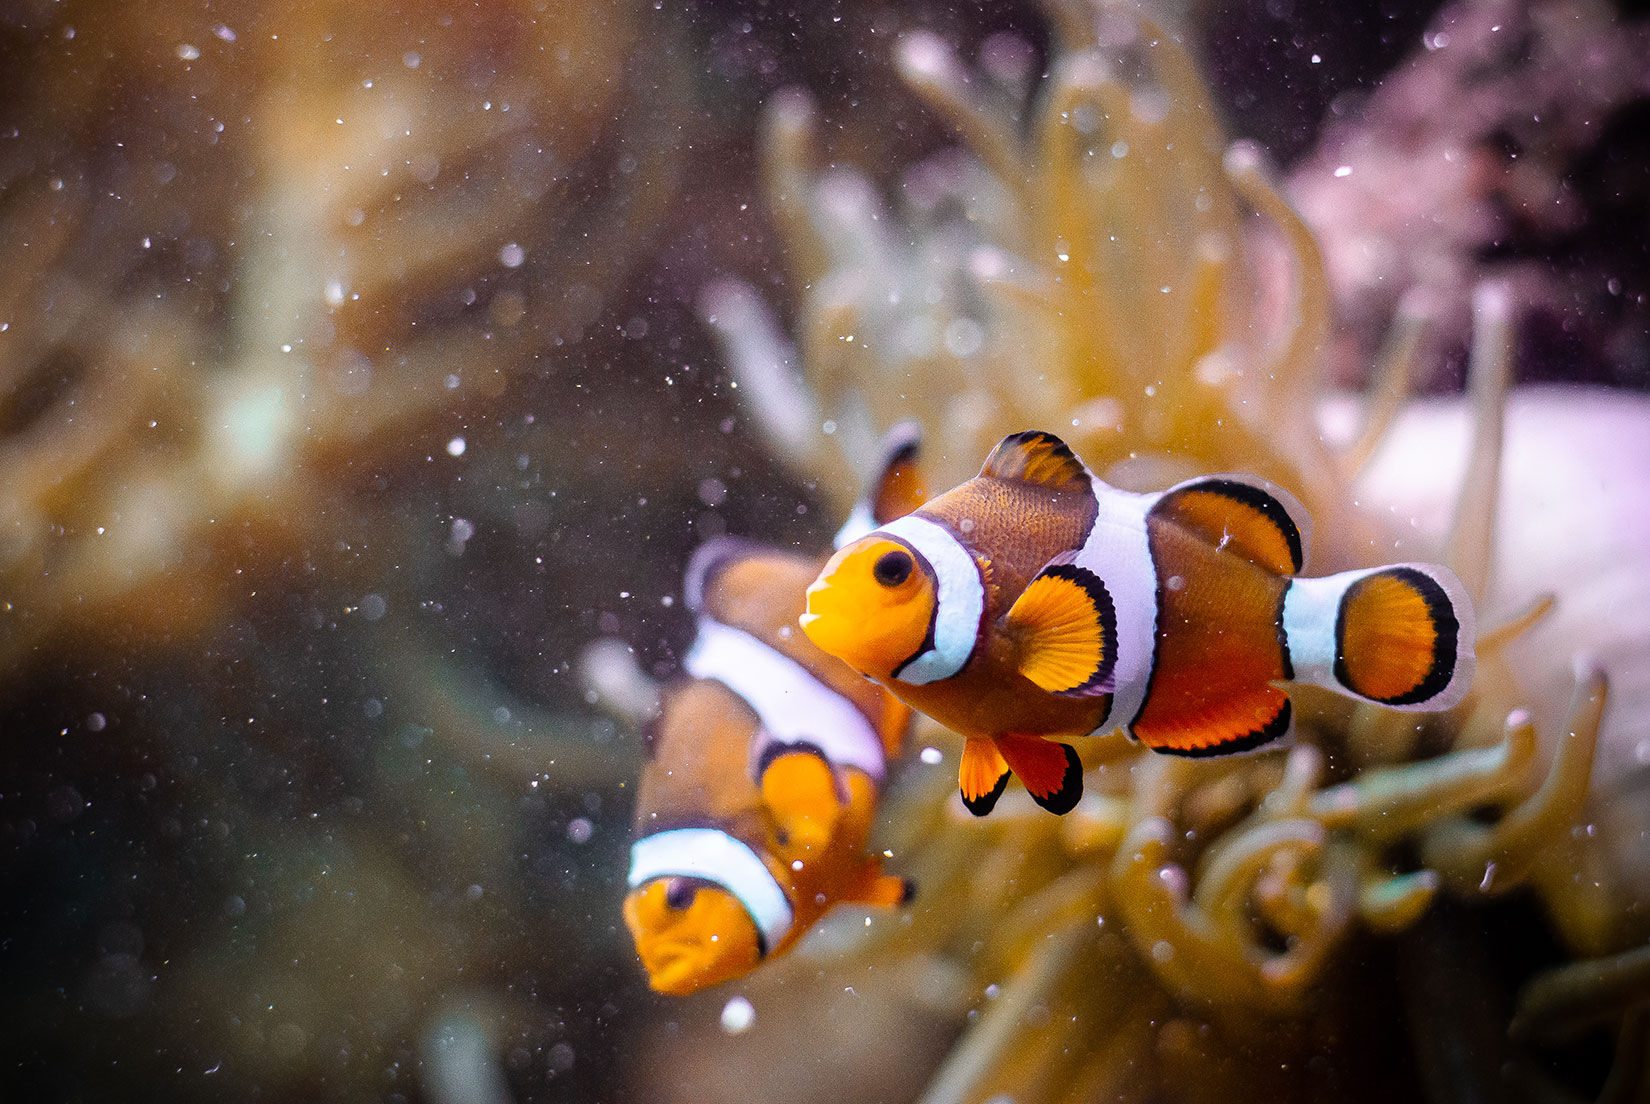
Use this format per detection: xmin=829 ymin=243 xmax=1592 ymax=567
xmin=1287 ymin=0 xmax=1650 ymax=391
xmin=651 ymin=1 xmax=1648 ymax=1101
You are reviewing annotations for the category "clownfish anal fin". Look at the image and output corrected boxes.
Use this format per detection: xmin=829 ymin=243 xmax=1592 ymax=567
xmin=959 ymin=737 xmax=1011 ymax=816
xmin=997 ymin=735 xmax=1084 ymax=814
xmin=1153 ymin=475 xmax=1310 ymax=576
xmin=1005 ymin=559 xmax=1116 ymax=697
xmin=844 ymin=863 xmax=912 ymax=909
xmin=1136 ymin=693 xmax=1293 ymax=757
xmin=760 ymin=748 xmax=842 ymax=852
xmin=980 ymin=430 xmax=1091 ymax=494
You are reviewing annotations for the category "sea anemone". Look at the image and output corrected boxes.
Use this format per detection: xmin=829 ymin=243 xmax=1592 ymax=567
xmin=644 ymin=1 xmax=1649 ymax=1100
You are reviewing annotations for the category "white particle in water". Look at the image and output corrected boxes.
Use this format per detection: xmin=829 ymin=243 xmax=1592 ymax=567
xmin=176 ymin=43 xmax=200 ymax=60
xmin=499 ymin=242 xmax=526 ymax=268
xmin=720 ymin=995 xmax=755 ymax=1034
xmin=446 ymin=437 xmax=465 ymax=457
xmin=567 ymin=817 xmax=593 ymax=844
xmin=1334 ymin=165 xmax=1352 ymax=178
xmin=697 ymin=478 xmax=728 ymax=507
xmin=920 ymin=746 xmax=943 ymax=765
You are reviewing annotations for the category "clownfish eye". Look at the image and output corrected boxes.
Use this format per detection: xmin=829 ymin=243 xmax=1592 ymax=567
xmin=663 ymin=878 xmax=698 ymax=911
xmin=873 ymin=549 xmax=914 ymax=587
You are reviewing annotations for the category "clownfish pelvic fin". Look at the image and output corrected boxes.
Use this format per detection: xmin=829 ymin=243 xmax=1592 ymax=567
xmin=1282 ymin=563 xmax=1477 ymax=712
xmin=959 ymin=737 xmax=1012 ymax=816
xmin=1004 ymin=554 xmax=1117 ymax=698
xmin=959 ymin=734 xmax=1083 ymax=817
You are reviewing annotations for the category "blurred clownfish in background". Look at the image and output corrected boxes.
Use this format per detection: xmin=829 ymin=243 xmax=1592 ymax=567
xmin=622 ymin=425 xmax=927 ymax=996
xmin=801 ymin=430 xmax=1476 ymax=817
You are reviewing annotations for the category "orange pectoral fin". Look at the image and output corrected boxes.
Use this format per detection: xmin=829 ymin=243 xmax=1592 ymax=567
xmin=761 ymin=750 xmax=843 ymax=852
xmin=1005 ymin=559 xmax=1116 ymax=697
xmin=1134 ymin=691 xmax=1293 ymax=758
xmin=996 ymin=734 xmax=1084 ymax=815
xmin=959 ymin=737 xmax=1011 ymax=817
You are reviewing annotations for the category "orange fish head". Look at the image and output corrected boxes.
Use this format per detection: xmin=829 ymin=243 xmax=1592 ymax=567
xmin=800 ymin=536 xmax=935 ymax=681
xmin=622 ymin=878 xmax=763 ymax=996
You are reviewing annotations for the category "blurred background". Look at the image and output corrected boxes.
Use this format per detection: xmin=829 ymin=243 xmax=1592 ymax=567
xmin=1 ymin=0 xmax=1646 ymax=1101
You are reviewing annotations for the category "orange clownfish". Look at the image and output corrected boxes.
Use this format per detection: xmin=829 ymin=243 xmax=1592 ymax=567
xmin=801 ymin=430 xmax=1476 ymax=817
xmin=623 ymin=425 xmax=927 ymax=995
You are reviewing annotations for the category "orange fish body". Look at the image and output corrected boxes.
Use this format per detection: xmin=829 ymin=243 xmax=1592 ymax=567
xmin=623 ymin=427 xmax=926 ymax=995
xmin=803 ymin=431 xmax=1476 ymax=816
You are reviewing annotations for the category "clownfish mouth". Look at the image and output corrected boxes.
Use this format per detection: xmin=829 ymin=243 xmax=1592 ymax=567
xmin=801 ymin=542 xmax=936 ymax=680
xmin=799 ymin=578 xmax=854 ymax=661
xmin=637 ymin=939 xmax=723 ymax=996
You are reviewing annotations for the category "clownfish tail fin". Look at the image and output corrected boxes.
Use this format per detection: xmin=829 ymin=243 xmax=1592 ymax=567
xmin=1283 ymin=565 xmax=1476 ymax=712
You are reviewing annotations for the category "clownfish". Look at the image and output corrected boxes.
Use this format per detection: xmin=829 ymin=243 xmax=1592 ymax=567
xmin=623 ymin=425 xmax=927 ymax=995
xmin=801 ymin=430 xmax=1476 ymax=817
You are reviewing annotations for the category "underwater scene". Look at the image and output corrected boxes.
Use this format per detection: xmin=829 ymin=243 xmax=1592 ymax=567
xmin=3 ymin=0 xmax=1649 ymax=1100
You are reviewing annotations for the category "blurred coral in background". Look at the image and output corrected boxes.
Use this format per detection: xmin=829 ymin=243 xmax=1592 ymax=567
xmin=3 ymin=0 xmax=1648 ymax=1102
xmin=1 ymin=0 xmax=709 ymax=1098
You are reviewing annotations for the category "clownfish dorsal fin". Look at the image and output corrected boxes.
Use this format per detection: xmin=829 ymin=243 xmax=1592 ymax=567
xmin=1003 ymin=554 xmax=1116 ymax=698
xmin=1151 ymin=474 xmax=1312 ymax=576
xmin=834 ymin=421 xmax=927 ymax=549
xmin=979 ymin=430 xmax=1091 ymax=495
xmin=683 ymin=536 xmax=768 ymax=612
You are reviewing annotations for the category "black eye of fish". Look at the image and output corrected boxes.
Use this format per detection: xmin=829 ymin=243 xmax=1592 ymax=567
xmin=663 ymin=878 xmax=697 ymax=911
xmin=873 ymin=549 xmax=913 ymax=587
